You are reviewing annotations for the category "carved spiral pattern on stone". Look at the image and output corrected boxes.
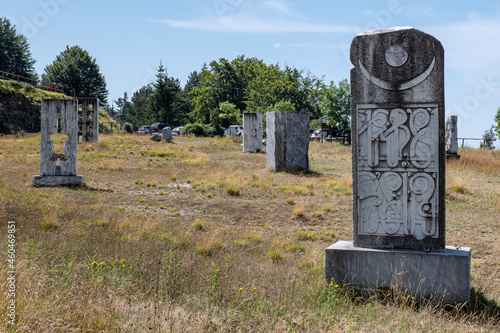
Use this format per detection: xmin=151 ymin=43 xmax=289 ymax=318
xmin=410 ymin=108 xmax=430 ymax=135
xmin=409 ymin=173 xmax=433 ymax=195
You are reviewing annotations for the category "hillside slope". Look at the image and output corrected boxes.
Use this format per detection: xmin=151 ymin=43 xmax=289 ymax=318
xmin=0 ymin=79 xmax=117 ymax=134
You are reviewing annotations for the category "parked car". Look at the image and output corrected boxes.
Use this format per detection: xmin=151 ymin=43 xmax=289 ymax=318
xmin=310 ymin=129 xmax=327 ymax=141
xmin=172 ymin=126 xmax=184 ymax=135
xmin=138 ymin=125 xmax=151 ymax=134
xmin=227 ymin=125 xmax=243 ymax=137
xmin=150 ymin=123 xmax=174 ymax=133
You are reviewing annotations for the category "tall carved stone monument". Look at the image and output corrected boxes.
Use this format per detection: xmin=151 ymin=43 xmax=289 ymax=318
xmin=78 ymin=98 xmax=99 ymax=142
xmin=33 ymin=99 xmax=84 ymax=186
xmin=445 ymin=115 xmax=459 ymax=158
xmin=243 ymin=112 xmax=263 ymax=153
xmin=266 ymin=111 xmax=309 ymax=172
xmin=325 ymin=27 xmax=471 ymax=303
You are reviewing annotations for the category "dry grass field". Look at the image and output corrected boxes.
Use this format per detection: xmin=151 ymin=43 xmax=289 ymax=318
xmin=0 ymin=134 xmax=499 ymax=332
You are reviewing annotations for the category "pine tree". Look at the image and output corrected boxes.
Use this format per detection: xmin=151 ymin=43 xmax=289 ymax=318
xmin=0 ymin=17 xmax=37 ymax=79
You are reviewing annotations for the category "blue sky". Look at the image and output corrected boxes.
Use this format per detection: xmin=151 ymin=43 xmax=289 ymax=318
xmin=3 ymin=0 xmax=500 ymax=146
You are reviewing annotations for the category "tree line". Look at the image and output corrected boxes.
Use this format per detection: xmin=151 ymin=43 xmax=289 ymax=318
xmin=113 ymin=55 xmax=352 ymax=137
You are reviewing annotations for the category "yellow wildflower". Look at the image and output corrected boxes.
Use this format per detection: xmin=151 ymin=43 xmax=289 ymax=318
xmin=328 ymin=283 xmax=333 ymax=287
xmin=98 ymin=261 xmax=105 ymax=266
xmin=92 ymin=261 xmax=97 ymax=266
xmin=120 ymin=258 xmax=125 ymax=263
xmin=55 ymin=270 xmax=58 ymax=273
xmin=239 ymin=288 xmax=243 ymax=292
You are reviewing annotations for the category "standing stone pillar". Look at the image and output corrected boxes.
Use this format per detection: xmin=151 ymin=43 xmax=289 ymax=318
xmin=325 ymin=27 xmax=470 ymax=303
xmin=162 ymin=126 xmax=173 ymax=143
xmin=33 ymin=99 xmax=84 ymax=186
xmin=266 ymin=111 xmax=309 ymax=172
xmin=445 ymin=115 xmax=459 ymax=158
xmin=243 ymin=112 xmax=263 ymax=153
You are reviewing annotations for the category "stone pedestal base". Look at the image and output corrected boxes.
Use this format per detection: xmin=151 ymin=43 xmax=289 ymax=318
xmin=32 ymin=175 xmax=84 ymax=187
xmin=325 ymin=241 xmax=471 ymax=303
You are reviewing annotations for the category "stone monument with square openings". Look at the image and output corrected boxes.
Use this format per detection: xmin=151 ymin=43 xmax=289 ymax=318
xmin=325 ymin=27 xmax=471 ymax=303
xmin=266 ymin=111 xmax=309 ymax=172
xmin=78 ymin=98 xmax=99 ymax=142
xmin=32 ymin=99 xmax=84 ymax=186
xmin=445 ymin=115 xmax=459 ymax=159
xmin=243 ymin=112 xmax=263 ymax=153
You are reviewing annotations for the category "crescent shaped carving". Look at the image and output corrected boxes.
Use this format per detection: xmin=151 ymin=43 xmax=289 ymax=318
xmin=358 ymin=57 xmax=435 ymax=91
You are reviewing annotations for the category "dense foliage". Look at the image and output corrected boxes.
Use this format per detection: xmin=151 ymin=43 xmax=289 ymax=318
xmin=320 ymin=79 xmax=351 ymax=139
xmin=42 ymin=45 xmax=108 ymax=104
xmin=116 ymin=55 xmax=349 ymax=136
xmin=0 ymin=17 xmax=37 ymax=79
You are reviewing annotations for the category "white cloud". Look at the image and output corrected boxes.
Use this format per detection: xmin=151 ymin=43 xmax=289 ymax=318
xmin=150 ymin=16 xmax=359 ymax=34
xmin=261 ymin=0 xmax=294 ymax=16
xmin=150 ymin=0 xmax=359 ymax=34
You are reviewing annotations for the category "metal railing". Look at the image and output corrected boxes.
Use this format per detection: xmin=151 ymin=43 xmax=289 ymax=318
xmin=0 ymin=70 xmax=65 ymax=94
xmin=457 ymin=138 xmax=486 ymax=148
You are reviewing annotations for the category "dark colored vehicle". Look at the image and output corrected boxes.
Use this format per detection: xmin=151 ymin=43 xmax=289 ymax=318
xmin=150 ymin=123 xmax=174 ymax=133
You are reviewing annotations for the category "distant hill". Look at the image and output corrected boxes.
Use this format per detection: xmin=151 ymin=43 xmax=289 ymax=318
xmin=0 ymin=79 xmax=117 ymax=134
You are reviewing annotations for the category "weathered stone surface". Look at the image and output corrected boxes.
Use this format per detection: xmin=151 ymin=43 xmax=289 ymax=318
xmin=285 ymin=112 xmax=309 ymax=170
xmin=79 ymin=98 xmax=99 ymax=142
xmin=162 ymin=126 xmax=173 ymax=143
xmin=150 ymin=133 xmax=162 ymax=141
xmin=33 ymin=175 xmax=84 ymax=187
xmin=350 ymin=27 xmax=445 ymax=251
xmin=266 ymin=111 xmax=309 ymax=172
xmin=266 ymin=111 xmax=286 ymax=171
xmin=243 ymin=112 xmax=263 ymax=153
xmin=445 ymin=115 xmax=458 ymax=155
xmin=33 ymin=99 xmax=84 ymax=187
xmin=326 ymin=241 xmax=471 ymax=303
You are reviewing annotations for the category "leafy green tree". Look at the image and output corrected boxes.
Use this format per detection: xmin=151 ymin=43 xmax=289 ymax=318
xmin=0 ymin=17 xmax=37 ymax=79
xmin=309 ymin=118 xmax=322 ymax=130
xmin=190 ymin=55 xmax=266 ymax=123
xmin=320 ymin=79 xmax=351 ymax=140
xmin=270 ymin=99 xmax=295 ymax=112
xmin=494 ymin=106 xmax=500 ymax=139
xmin=245 ymin=65 xmax=322 ymax=117
xmin=43 ymin=45 xmax=108 ymax=104
xmin=481 ymin=127 xmax=497 ymax=149
xmin=218 ymin=101 xmax=241 ymax=127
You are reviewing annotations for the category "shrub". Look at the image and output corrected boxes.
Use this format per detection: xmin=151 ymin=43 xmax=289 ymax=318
xmin=226 ymin=187 xmax=240 ymax=196
xmin=268 ymin=250 xmax=283 ymax=262
xmin=183 ymin=123 xmax=210 ymax=136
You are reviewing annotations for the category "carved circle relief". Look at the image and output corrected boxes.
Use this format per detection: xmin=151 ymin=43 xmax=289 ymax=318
xmin=385 ymin=45 xmax=409 ymax=67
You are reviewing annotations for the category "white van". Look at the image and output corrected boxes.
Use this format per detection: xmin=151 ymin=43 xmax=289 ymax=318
xmin=226 ymin=125 xmax=243 ymax=137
